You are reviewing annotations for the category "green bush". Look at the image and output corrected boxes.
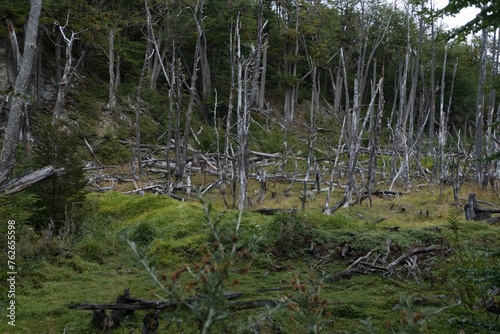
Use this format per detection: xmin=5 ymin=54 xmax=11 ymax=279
xmin=75 ymin=237 xmax=107 ymax=264
xmin=94 ymin=131 xmax=131 ymax=165
xmin=266 ymin=212 xmax=314 ymax=258
xmin=128 ymin=220 xmax=159 ymax=246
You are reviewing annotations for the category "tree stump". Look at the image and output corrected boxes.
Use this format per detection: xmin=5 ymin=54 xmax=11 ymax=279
xmin=142 ymin=311 xmax=159 ymax=334
xmin=111 ymin=288 xmax=134 ymax=320
xmin=92 ymin=309 xmax=120 ymax=333
xmin=464 ymin=193 xmax=492 ymax=221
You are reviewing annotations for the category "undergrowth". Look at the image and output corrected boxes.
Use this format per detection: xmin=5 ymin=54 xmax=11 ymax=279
xmin=2 ymin=191 xmax=499 ymax=333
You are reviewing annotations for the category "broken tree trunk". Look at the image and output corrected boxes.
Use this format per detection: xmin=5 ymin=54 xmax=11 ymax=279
xmin=464 ymin=193 xmax=500 ymax=221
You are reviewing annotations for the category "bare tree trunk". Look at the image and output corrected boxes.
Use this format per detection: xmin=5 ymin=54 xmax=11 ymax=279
xmin=0 ymin=0 xmax=42 ymax=185
xmin=179 ymin=0 xmax=204 ymax=182
xmin=235 ymin=4 xmax=265 ymax=212
xmin=324 ymin=118 xmax=345 ymax=214
xmin=107 ymin=27 xmax=119 ymax=111
xmin=236 ymin=17 xmax=248 ymax=212
xmin=258 ymin=37 xmax=268 ymax=113
xmin=302 ymin=62 xmax=317 ymax=211
xmin=132 ymin=49 xmax=150 ymax=179
xmin=221 ymin=18 xmax=237 ymax=209
xmin=437 ymin=46 xmax=448 ymax=180
xmin=405 ymin=15 xmax=424 ymax=150
xmin=485 ymin=29 xmax=499 ymax=188
xmin=52 ymin=21 xmax=85 ymax=124
xmin=475 ymin=29 xmax=488 ymax=185
xmin=200 ymin=30 xmax=211 ymax=122
xmin=367 ymin=76 xmax=385 ymax=206
xmin=5 ymin=20 xmax=21 ymax=87
xmin=428 ymin=3 xmax=437 ymax=155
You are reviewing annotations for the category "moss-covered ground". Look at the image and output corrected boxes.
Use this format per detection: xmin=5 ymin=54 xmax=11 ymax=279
xmin=1 ymin=180 xmax=499 ymax=333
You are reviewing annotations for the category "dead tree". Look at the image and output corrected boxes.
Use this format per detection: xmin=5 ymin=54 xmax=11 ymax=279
xmin=106 ymin=27 xmax=120 ymax=111
xmin=475 ymin=29 xmax=488 ymax=185
xmin=334 ymin=2 xmax=389 ymax=210
xmin=367 ymin=75 xmax=385 ymax=206
xmin=0 ymin=0 xmax=42 ymax=185
xmin=235 ymin=6 xmax=266 ymax=212
xmin=52 ymin=16 xmax=85 ymax=124
xmin=302 ymin=57 xmax=318 ymax=211
xmin=179 ymin=0 xmax=204 ymax=183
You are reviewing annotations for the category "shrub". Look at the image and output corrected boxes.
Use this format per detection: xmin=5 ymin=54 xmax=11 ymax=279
xmin=128 ymin=220 xmax=159 ymax=246
xmin=266 ymin=212 xmax=314 ymax=258
xmin=75 ymin=237 xmax=108 ymax=264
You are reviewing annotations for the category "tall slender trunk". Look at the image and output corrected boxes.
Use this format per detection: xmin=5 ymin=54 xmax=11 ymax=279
xmin=302 ymin=62 xmax=317 ymax=211
xmin=107 ymin=27 xmax=118 ymax=111
xmin=0 ymin=0 xmax=42 ymax=185
xmin=179 ymin=0 xmax=204 ymax=182
xmin=428 ymin=3 xmax=436 ymax=155
xmin=475 ymin=29 xmax=488 ymax=185
xmin=438 ymin=46 xmax=448 ymax=179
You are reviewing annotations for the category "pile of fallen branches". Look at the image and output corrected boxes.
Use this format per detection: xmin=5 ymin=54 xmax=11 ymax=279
xmin=321 ymin=240 xmax=451 ymax=283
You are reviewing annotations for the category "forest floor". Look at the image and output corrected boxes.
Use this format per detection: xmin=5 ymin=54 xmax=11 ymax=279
xmin=1 ymin=168 xmax=500 ymax=333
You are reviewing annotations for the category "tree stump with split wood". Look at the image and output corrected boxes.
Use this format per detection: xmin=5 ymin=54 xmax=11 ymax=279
xmin=464 ymin=193 xmax=492 ymax=221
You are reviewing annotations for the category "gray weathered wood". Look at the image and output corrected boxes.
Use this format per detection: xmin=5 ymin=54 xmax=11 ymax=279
xmin=0 ymin=0 xmax=42 ymax=185
xmin=0 ymin=166 xmax=65 ymax=195
xmin=464 ymin=193 xmax=500 ymax=221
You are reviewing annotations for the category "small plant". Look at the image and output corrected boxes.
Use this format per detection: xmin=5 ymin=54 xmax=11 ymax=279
xmin=267 ymin=212 xmax=313 ymax=258
xmin=387 ymin=296 xmax=428 ymax=334
xmin=288 ymin=272 xmax=333 ymax=334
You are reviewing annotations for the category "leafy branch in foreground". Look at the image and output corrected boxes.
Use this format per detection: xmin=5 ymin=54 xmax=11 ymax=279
xmin=127 ymin=197 xmax=271 ymax=333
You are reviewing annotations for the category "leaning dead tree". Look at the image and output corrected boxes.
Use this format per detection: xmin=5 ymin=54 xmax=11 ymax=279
xmin=0 ymin=165 xmax=65 ymax=196
xmin=0 ymin=0 xmax=42 ymax=185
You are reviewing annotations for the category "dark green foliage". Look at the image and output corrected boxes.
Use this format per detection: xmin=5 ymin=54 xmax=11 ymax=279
xmin=75 ymin=237 xmax=107 ymax=264
xmin=440 ymin=0 xmax=500 ymax=36
xmin=0 ymin=0 xmax=31 ymax=31
xmin=0 ymin=192 xmax=38 ymax=224
xmin=331 ymin=304 xmax=365 ymax=319
xmin=29 ymin=120 xmax=86 ymax=230
xmin=128 ymin=220 xmax=159 ymax=246
xmin=94 ymin=130 xmax=131 ymax=164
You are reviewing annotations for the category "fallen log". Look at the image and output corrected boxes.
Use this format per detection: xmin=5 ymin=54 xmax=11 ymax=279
xmin=68 ymin=287 xmax=287 ymax=312
xmin=0 ymin=165 xmax=65 ymax=195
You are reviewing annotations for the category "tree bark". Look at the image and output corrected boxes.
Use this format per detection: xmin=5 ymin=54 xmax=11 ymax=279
xmin=0 ymin=0 xmax=42 ymax=185
xmin=107 ymin=27 xmax=119 ymax=111
xmin=0 ymin=166 xmax=65 ymax=196
xmin=475 ymin=29 xmax=488 ymax=185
